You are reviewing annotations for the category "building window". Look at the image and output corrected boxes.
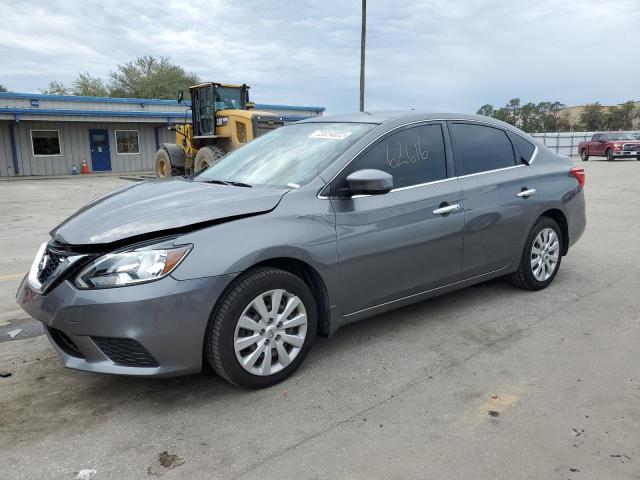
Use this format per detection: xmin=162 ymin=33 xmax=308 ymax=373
xmin=115 ymin=130 xmax=140 ymax=154
xmin=31 ymin=130 xmax=61 ymax=156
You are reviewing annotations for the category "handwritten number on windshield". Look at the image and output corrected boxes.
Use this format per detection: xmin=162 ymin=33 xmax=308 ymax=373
xmin=385 ymin=135 xmax=429 ymax=168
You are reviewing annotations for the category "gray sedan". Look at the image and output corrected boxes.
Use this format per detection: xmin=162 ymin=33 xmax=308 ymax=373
xmin=17 ymin=112 xmax=586 ymax=388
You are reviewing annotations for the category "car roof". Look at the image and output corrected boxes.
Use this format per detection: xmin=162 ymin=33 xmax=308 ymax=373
xmin=300 ymin=110 xmax=513 ymax=128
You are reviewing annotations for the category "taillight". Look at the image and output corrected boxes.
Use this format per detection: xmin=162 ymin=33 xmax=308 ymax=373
xmin=570 ymin=167 xmax=585 ymax=189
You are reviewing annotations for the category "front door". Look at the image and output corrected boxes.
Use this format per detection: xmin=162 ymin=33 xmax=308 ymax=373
xmin=89 ymin=129 xmax=111 ymax=171
xmin=331 ymin=123 xmax=464 ymax=315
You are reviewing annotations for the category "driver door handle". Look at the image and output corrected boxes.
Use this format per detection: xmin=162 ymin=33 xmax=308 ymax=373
xmin=433 ymin=204 xmax=460 ymax=215
xmin=516 ymin=189 xmax=536 ymax=198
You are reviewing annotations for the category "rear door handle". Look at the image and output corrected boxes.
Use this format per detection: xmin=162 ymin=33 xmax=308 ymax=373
xmin=516 ymin=189 xmax=536 ymax=198
xmin=433 ymin=204 xmax=460 ymax=215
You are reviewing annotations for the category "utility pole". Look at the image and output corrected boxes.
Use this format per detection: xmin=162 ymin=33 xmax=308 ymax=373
xmin=359 ymin=0 xmax=366 ymax=112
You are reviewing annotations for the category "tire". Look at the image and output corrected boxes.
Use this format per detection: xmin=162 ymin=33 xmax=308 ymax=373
xmin=580 ymin=149 xmax=589 ymax=161
xmin=194 ymin=146 xmax=226 ymax=173
xmin=155 ymin=149 xmax=172 ymax=178
xmin=205 ymin=267 xmax=317 ymax=389
xmin=606 ymin=148 xmax=614 ymax=161
xmin=507 ymin=217 xmax=563 ymax=291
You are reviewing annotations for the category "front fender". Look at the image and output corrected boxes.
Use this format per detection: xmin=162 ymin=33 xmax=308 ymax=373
xmin=170 ymin=192 xmax=340 ymax=308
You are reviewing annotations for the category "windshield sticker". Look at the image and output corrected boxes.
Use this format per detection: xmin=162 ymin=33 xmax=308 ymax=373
xmin=309 ymin=129 xmax=353 ymax=140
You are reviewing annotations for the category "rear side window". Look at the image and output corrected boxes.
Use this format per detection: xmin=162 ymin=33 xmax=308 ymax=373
xmin=351 ymin=124 xmax=447 ymax=189
xmin=508 ymin=132 xmax=536 ymax=164
xmin=450 ymin=123 xmax=516 ymax=176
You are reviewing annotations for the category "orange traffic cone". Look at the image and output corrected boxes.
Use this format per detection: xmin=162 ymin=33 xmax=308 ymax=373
xmin=80 ymin=159 xmax=89 ymax=174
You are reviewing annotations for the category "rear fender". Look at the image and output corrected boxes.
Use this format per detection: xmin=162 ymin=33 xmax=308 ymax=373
xmin=161 ymin=143 xmax=187 ymax=168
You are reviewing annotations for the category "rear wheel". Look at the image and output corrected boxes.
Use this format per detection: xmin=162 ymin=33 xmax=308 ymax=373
xmin=606 ymin=148 xmax=614 ymax=161
xmin=194 ymin=146 xmax=226 ymax=173
xmin=205 ymin=267 xmax=317 ymax=388
xmin=508 ymin=217 xmax=563 ymax=291
xmin=580 ymin=149 xmax=589 ymax=161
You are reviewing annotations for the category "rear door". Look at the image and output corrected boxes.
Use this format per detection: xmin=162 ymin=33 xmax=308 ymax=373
xmin=448 ymin=122 xmax=540 ymax=279
xmin=331 ymin=122 xmax=465 ymax=314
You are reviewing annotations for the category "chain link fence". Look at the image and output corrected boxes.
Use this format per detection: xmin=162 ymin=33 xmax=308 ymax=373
xmin=530 ymin=131 xmax=640 ymax=157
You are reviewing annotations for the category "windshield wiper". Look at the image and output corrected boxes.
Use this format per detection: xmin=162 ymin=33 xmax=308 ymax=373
xmin=202 ymin=179 xmax=252 ymax=188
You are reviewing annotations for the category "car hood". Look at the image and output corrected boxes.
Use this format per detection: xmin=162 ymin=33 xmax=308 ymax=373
xmin=51 ymin=179 xmax=288 ymax=246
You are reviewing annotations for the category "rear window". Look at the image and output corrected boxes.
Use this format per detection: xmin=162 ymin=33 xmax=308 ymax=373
xmin=450 ymin=123 xmax=516 ymax=176
xmin=508 ymin=132 xmax=536 ymax=163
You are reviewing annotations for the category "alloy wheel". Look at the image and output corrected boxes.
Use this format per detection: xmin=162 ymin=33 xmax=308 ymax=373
xmin=233 ymin=289 xmax=308 ymax=376
xmin=530 ymin=227 xmax=560 ymax=281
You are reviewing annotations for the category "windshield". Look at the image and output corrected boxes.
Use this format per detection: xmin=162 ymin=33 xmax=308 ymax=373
xmin=215 ymin=87 xmax=243 ymax=110
xmin=608 ymin=132 xmax=636 ymax=141
xmin=195 ymin=122 xmax=374 ymax=188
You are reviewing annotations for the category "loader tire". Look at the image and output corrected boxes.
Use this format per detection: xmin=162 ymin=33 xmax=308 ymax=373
xmin=155 ymin=149 xmax=182 ymax=178
xmin=194 ymin=146 xmax=226 ymax=173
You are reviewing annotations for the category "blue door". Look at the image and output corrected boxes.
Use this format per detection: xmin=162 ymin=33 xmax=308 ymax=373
xmin=89 ymin=129 xmax=111 ymax=171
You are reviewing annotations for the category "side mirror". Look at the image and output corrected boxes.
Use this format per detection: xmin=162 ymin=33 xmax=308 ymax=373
xmin=177 ymin=91 xmax=184 ymax=103
xmin=345 ymin=169 xmax=393 ymax=196
xmin=599 ymin=137 xmax=606 ymax=143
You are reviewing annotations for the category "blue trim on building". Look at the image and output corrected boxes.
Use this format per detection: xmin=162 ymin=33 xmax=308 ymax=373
xmin=0 ymin=92 xmax=325 ymax=112
xmin=0 ymin=92 xmax=183 ymax=106
xmin=255 ymin=103 xmax=325 ymax=112
xmin=0 ymin=107 xmax=192 ymax=119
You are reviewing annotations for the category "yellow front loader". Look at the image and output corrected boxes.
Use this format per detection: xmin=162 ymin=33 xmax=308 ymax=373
xmin=155 ymin=82 xmax=284 ymax=177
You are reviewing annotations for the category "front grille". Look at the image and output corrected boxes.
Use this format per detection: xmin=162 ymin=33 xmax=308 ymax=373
xmin=37 ymin=248 xmax=65 ymax=284
xmin=622 ymin=143 xmax=639 ymax=151
xmin=47 ymin=327 xmax=84 ymax=358
xmin=92 ymin=337 xmax=159 ymax=368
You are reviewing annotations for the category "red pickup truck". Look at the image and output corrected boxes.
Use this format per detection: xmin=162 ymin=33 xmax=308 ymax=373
xmin=579 ymin=132 xmax=640 ymax=161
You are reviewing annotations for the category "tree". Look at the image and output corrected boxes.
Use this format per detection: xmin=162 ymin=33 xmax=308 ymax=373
xmin=476 ymin=104 xmax=495 ymax=117
xmin=579 ymin=103 xmax=605 ymax=131
xmin=41 ymin=81 xmax=70 ymax=95
xmin=109 ymin=56 xmax=200 ymax=99
xmin=520 ymin=102 xmax=542 ymax=133
xmin=71 ymin=73 xmax=109 ymax=97
xmin=493 ymin=107 xmax=511 ymax=124
xmin=605 ymin=101 xmax=636 ymax=131
xmin=506 ymin=98 xmax=521 ymax=126
xmin=0 ymin=84 xmax=7 ymax=92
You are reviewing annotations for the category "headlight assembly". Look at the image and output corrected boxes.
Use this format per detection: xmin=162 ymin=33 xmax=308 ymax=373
xmin=75 ymin=244 xmax=191 ymax=289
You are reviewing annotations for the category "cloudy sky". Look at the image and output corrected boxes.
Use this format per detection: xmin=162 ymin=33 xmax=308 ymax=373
xmin=0 ymin=0 xmax=638 ymax=114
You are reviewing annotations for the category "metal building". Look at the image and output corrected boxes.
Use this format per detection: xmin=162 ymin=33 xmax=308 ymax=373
xmin=0 ymin=93 xmax=325 ymax=177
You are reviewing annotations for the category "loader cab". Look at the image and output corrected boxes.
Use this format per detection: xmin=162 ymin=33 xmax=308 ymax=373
xmin=190 ymin=83 xmax=249 ymax=137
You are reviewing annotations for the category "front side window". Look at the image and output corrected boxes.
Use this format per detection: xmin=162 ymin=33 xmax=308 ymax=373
xmin=115 ymin=130 xmax=140 ymax=154
xmin=348 ymin=124 xmax=447 ymax=189
xmin=214 ymin=87 xmax=244 ymax=110
xmin=196 ymin=122 xmax=373 ymax=188
xmin=450 ymin=123 xmax=516 ymax=176
xmin=31 ymin=130 xmax=61 ymax=156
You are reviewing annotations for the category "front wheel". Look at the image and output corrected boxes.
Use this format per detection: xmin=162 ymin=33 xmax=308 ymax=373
xmin=205 ymin=267 xmax=317 ymax=388
xmin=606 ymin=149 xmax=614 ymax=161
xmin=580 ymin=149 xmax=589 ymax=161
xmin=507 ymin=217 xmax=563 ymax=290
xmin=194 ymin=146 xmax=226 ymax=173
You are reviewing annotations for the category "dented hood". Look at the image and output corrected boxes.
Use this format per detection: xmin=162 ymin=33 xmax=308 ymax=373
xmin=51 ymin=179 xmax=288 ymax=246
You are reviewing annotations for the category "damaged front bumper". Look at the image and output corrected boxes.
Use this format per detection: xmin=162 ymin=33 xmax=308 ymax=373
xmin=16 ymin=272 xmax=235 ymax=377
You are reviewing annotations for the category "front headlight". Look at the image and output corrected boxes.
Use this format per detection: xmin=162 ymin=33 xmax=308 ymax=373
xmin=75 ymin=244 xmax=191 ymax=289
